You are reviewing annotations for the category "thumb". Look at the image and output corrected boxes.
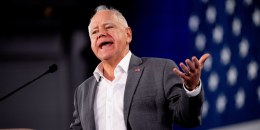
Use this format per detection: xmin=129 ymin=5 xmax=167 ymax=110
xmin=199 ymin=53 xmax=210 ymax=67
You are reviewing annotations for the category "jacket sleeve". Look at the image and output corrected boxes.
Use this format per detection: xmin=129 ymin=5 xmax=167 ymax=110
xmin=70 ymin=87 xmax=83 ymax=130
xmin=163 ymin=59 xmax=203 ymax=128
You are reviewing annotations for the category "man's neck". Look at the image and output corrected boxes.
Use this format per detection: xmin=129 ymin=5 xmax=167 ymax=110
xmin=102 ymin=62 xmax=116 ymax=81
xmin=101 ymin=51 xmax=129 ymax=81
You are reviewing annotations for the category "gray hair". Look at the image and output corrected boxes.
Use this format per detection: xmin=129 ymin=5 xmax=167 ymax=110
xmin=90 ymin=5 xmax=129 ymax=27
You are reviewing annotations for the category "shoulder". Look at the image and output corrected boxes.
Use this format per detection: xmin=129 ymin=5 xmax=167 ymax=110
xmin=141 ymin=57 xmax=173 ymax=62
xmin=76 ymin=76 xmax=96 ymax=92
xmin=130 ymin=53 xmax=177 ymax=67
xmin=140 ymin=57 xmax=177 ymax=67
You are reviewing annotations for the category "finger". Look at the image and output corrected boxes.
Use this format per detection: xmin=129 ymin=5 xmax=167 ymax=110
xmin=173 ymin=68 xmax=190 ymax=80
xmin=199 ymin=53 xmax=210 ymax=66
xmin=173 ymin=68 xmax=182 ymax=77
xmin=186 ymin=59 xmax=195 ymax=72
xmin=192 ymin=56 xmax=200 ymax=69
xmin=180 ymin=62 xmax=190 ymax=74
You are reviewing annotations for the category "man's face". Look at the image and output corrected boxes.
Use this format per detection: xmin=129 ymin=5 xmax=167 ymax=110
xmin=88 ymin=10 xmax=132 ymax=62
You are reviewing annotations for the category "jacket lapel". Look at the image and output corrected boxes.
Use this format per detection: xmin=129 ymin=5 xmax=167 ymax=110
xmin=85 ymin=77 xmax=97 ymax=130
xmin=123 ymin=54 xmax=144 ymax=125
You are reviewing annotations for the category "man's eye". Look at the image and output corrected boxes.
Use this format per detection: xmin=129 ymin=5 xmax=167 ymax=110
xmin=92 ymin=30 xmax=98 ymax=34
xmin=106 ymin=26 xmax=113 ymax=29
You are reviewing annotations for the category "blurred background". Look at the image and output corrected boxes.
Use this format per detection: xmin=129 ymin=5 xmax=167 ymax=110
xmin=0 ymin=0 xmax=259 ymax=130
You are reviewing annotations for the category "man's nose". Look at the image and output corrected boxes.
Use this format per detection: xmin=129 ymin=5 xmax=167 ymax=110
xmin=98 ymin=28 xmax=107 ymax=39
xmin=98 ymin=33 xmax=106 ymax=39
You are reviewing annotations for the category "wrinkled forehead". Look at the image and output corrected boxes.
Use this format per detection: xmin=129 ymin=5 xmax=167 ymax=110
xmin=88 ymin=10 xmax=119 ymax=28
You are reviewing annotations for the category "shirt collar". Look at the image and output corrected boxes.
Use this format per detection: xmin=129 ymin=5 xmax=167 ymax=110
xmin=93 ymin=51 xmax=132 ymax=81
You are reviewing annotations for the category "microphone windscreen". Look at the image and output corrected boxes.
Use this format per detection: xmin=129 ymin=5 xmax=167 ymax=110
xmin=48 ymin=64 xmax=58 ymax=73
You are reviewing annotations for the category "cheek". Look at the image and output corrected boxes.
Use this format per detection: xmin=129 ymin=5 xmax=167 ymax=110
xmin=90 ymin=38 xmax=95 ymax=45
xmin=114 ymin=32 xmax=126 ymax=43
xmin=90 ymin=43 xmax=97 ymax=53
xmin=90 ymin=38 xmax=96 ymax=48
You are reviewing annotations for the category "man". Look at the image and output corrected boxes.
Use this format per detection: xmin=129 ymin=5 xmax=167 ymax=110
xmin=70 ymin=5 xmax=210 ymax=130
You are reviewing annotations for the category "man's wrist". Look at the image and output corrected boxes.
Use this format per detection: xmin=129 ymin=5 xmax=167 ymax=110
xmin=183 ymin=79 xmax=202 ymax=97
xmin=184 ymin=80 xmax=200 ymax=91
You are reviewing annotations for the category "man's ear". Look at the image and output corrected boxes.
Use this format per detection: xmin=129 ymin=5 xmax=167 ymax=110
xmin=126 ymin=27 xmax=132 ymax=44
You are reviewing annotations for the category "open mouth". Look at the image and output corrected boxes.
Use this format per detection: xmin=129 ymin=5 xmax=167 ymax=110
xmin=99 ymin=42 xmax=113 ymax=49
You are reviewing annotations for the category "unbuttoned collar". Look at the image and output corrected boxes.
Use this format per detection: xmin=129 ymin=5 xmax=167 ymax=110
xmin=93 ymin=51 xmax=132 ymax=82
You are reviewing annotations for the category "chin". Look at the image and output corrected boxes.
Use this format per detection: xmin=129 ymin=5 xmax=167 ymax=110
xmin=99 ymin=54 xmax=114 ymax=61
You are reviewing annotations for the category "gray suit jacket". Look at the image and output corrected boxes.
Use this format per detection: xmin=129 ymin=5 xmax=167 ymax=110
xmin=70 ymin=54 xmax=203 ymax=130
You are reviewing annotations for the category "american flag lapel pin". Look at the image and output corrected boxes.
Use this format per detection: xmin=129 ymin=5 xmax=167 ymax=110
xmin=134 ymin=67 xmax=140 ymax=72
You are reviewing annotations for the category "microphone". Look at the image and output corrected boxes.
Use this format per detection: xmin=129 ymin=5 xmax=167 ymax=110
xmin=0 ymin=64 xmax=58 ymax=102
xmin=47 ymin=64 xmax=58 ymax=73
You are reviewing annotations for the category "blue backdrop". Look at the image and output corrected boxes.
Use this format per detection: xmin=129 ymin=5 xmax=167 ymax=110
xmin=129 ymin=0 xmax=260 ymax=129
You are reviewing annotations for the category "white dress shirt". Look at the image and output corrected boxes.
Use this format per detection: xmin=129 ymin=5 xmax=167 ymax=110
xmin=93 ymin=51 xmax=201 ymax=130
xmin=93 ymin=51 xmax=131 ymax=130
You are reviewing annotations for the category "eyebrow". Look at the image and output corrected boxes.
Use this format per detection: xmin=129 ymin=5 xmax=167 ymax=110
xmin=90 ymin=22 xmax=115 ymax=30
xmin=103 ymin=22 xmax=114 ymax=26
xmin=91 ymin=26 xmax=98 ymax=31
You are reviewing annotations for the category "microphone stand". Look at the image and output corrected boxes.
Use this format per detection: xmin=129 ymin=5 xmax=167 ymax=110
xmin=0 ymin=64 xmax=58 ymax=102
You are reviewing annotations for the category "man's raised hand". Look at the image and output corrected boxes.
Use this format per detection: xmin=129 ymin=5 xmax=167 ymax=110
xmin=173 ymin=53 xmax=210 ymax=90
